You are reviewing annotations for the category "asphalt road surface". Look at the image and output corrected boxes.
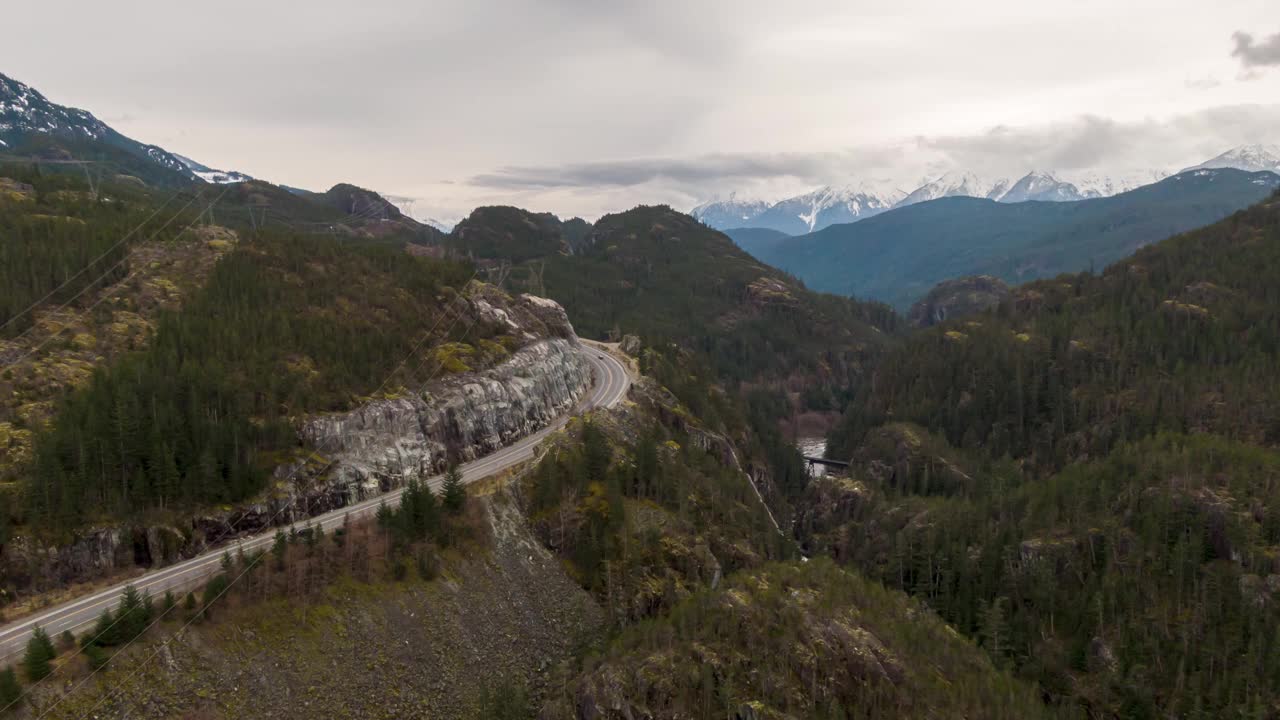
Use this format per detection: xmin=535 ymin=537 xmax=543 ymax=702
xmin=0 ymin=344 xmax=630 ymax=666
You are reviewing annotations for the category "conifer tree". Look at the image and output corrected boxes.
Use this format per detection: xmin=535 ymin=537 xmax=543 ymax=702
xmin=22 ymin=626 xmax=55 ymax=682
xmin=0 ymin=667 xmax=21 ymax=711
xmin=442 ymin=464 xmax=466 ymax=515
xmin=272 ymin=529 xmax=288 ymax=571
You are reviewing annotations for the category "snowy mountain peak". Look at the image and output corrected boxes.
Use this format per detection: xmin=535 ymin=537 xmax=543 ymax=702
xmin=694 ymin=145 xmax=1274 ymax=235
xmin=691 ymin=194 xmax=772 ymax=228
xmin=1185 ymin=144 xmax=1280 ymax=174
xmin=999 ymin=170 xmax=1085 ymax=203
xmin=896 ymin=170 xmax=1009 ymax=208
xmin=692 ymin=182 xmax=904 ymax=234
xmin=0 ymin=71 xmax=248 ymax=185
xmin=0 ymin=71 xmax=113 ymax=142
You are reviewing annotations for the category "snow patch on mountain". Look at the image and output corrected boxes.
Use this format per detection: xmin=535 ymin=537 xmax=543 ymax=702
xmin=173 ymin=154 xmax=252 ymax=184
xmin=896 ymin=170 xmax=1009 ymax=208
xmin=691 ymin=192 xmax=772 ymax=228
xmin=1185 ymin=144 xmax=1280 ymax=174
xmin=694 ymin=145 xmax=1275 ymax=234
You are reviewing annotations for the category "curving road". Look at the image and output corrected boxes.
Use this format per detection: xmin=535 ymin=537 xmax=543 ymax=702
xmin=0 ymin=344 xmax=630 ymax=667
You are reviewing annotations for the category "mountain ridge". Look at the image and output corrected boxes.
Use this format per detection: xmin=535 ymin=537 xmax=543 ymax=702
xmin=694 ymin=144 xmax=1276 ymax=234
xmin=751 ymin=167 xmax=1280 ymax=309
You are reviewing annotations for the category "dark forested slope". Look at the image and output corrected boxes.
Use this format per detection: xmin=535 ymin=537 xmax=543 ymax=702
xmin=806 ymin=190 xmax=1280 ymax=717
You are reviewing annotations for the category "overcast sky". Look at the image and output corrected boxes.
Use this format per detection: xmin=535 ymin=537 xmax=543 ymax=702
xmin=5 ymin=0 xmax=1280 ymax=221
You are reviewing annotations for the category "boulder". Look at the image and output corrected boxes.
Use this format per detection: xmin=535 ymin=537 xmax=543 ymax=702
xmin=619 ymin=334 xmax=642 ymax=356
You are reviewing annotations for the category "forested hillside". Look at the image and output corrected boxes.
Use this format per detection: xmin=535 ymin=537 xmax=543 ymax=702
xmin=806 ymin=190 xmax=1280 ymax=717
xmin=27 ymin=231 xmax=479 ymax=529
xmin=0 ymin=163 xmax=544 ymax=566
xmin=442 ymin=204 xmax=899 ymax=511
xmin=0 ymin=170 xmax=185 ymax=337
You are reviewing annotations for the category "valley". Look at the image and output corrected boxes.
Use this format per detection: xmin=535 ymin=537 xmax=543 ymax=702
xmin=3 ymin=19 xmax=1280 ymax=718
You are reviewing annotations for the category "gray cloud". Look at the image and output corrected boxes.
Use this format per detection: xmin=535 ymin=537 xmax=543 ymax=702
xmin=468 ymin=105 xmax=1280 ymax=204
xmin=1232 ymin=31 xmax=1280 ymax=68
xmin=470 ymin=148 xmax=910 ymax=191
xmin=920 ymin=106 xmax=1280 ymax=177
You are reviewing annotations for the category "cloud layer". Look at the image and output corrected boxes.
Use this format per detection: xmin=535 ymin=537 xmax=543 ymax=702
xmin=467 ymin=105 xmax=1280 ymax=210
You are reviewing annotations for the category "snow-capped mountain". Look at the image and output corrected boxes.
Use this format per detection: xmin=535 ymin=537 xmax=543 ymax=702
xmin=0 ymin=71 xmax=243 ymax=186
xmin=896 ymin=171 xmax=1010 ymax=208
xmin=696 ymin=144 xmax=1278 ymax=236
xmin=998 ymin=171 xmax=1086 ymax=203
xmin=690 ymin=193 xmax=772 ymax=229
xmin=753 ymin=184 xmax=904 ymax=234
xmin=173 ymin=154 xmax=252 ymax=184
xmin=1063 ymin=169 xmax=1169 ymax=198
xmin=1184 ymin=144 xmax=1280 ymax=174
xmin=694 ymin=184 xmax=904 ymax=234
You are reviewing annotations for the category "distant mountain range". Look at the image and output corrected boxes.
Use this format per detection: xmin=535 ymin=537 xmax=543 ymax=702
xmin=694 ymin=146 xmax=1280 ymax=234
xmin=743 ymin=167 xmax=1280 ymax=309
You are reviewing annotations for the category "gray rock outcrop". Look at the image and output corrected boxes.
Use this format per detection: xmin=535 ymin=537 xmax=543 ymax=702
xmin=302 ymin=337 xmax=589 ymax=495
xmin=908 ymin=275 xmax=1011 ymax=328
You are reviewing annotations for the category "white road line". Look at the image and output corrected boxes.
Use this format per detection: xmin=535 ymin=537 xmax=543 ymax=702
xmin=0 ymin=344 xmax=629 ymax=665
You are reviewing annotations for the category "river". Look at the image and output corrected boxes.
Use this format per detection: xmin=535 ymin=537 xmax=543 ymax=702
xmin=797 ymin=437 xmax=827 ymax=478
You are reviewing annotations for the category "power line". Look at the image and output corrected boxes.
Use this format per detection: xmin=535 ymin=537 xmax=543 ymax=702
xmin=0 ymin=186 xmax=233 ymax=714
xmin=0 ymin=189 xmax=186 ymax=335
xmin=0 ymin=188 xmax=216 ymax=375
xmin=21 ymin=271 xmax=481 ymax=719
xmin=60 ymin=293 xmax=483 ymax=720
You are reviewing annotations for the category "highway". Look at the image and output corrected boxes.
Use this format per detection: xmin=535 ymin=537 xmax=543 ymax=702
xmin=0 ymin=343 xmax=630 ymax=667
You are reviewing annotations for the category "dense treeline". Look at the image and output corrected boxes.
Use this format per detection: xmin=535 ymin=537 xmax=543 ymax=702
xmin=27 ymin=230 xmax=476 ymax=529
xmin=811 ymin=192 xmax=1280 ymax=716
xmin=0 ymin=167 xmax=197 ymax=336
xmin=815 ymin=433 xmax=1280 ymax=717
xmin=831 ymin=192 xmax=1280 ymax=469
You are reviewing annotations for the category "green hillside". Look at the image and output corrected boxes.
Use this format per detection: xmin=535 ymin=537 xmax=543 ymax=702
xmin=446 ymin=205 xmax=900 ymax=507
xmin=760 ymin=169 xmax=1280 ymax=309
xmin=806 ymin=190 xmax=1280 ymax=717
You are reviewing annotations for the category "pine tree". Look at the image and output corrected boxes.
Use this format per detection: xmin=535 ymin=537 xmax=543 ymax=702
xmin=89 ymin=607 xmax=116 ymax=647
xmin=82 ymin=643 xmax=109 ymax=671
xmin=0 ymin=667 xmax=20 ymax=711
xmin=442 ymin=464 xmax=466 ymax=515
xmin=22 ymin=626 xmax=56 ymax=682
xmin=272 ymin=529 xmax=288 ymax=571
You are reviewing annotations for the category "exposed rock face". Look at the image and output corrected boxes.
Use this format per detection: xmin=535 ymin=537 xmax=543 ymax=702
xmin=618 ymin=334 xmax=641 ymax=356
xmin=1 ymin=292 xmax=591 ymax=598
xmin=1 ymin=526 xmax=185 ymax=598
xmin=301 ymin=337 xmax=590 ymax=494
xmin=908 ymin=275 xmax=1011 ymax=328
